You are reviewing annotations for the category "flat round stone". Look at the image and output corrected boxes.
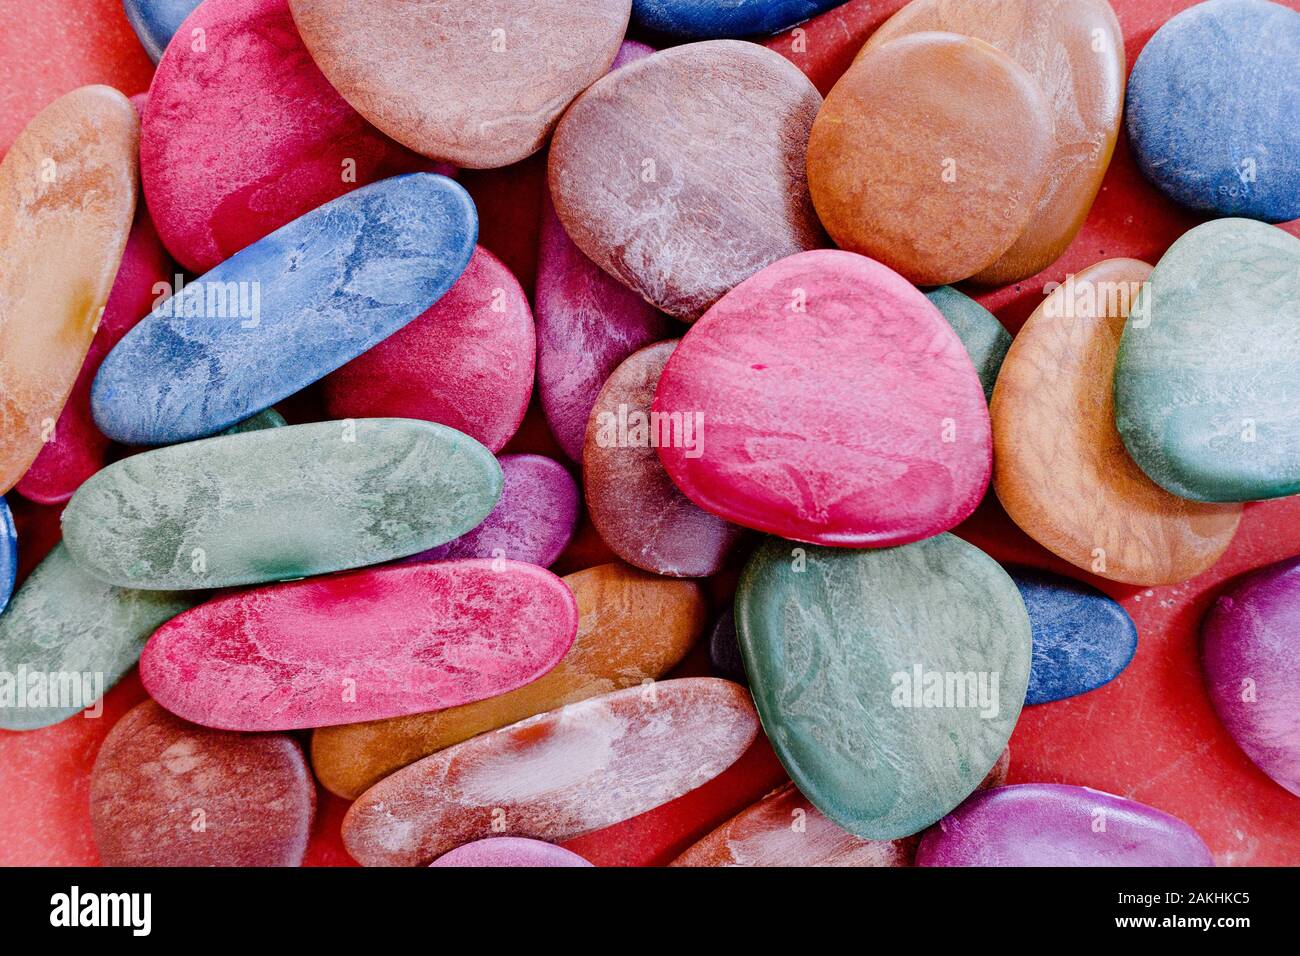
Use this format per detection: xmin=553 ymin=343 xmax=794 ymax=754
xmin=654 ymin=250 xmax=991 ymax=547
xmin=342 ymin=678 xmax=757 ymax=865
xmin=1202 ymin=556 xmax=1300 ymax=796
xmin=0 ymin=500 xmax=15 ymax=614
xmin=16 ymin=212 xmax=172 ymax=505
xmin=61 ymin=419 xmax=501 ymax=590
xmin=1115 ymin=219 xmax=1300 ymax=502
xmin=925 ymin=286 xmax=1010 ymax=403
xmin=1127 ymin=0 xmax=1300 ymax=223
xmin=405 ymin=454 xmax=577 ymax=567
xmin=807 ymin=32 xmax=1053 ymax=285
xmin=917 ymin=784 xmax=1215 ymax=866
xmin=707 ymin=606 xmax=746 ymax=684
xmin=736 ymin=534 xmax=1031 ymax=839
xmin=430 ymin=837 xmax=592 ymax=868
xmin=1009 ymin=567 xmax=1137 ymax=706
xmin=585 ymin=340 xmax=745 ymax=576
xmin=141 ymin=0 xmax=431 ymax=273
xmin=141 ymin=560 xmax=577 ymax=731
xmin=0 ymin=86 xmax=138 ymax=493
xmin=993 ymin=258 xmax=1242 ymax=584
xmin=0 ymin=545 xmax=198 ymax=731
xmin=289 ymin=0 xmax=630 ymax=168
xmin=123 ymin=0 xmax=201 ymax=62
xmin=549 ymin=40 xmax=825 ymax=320
xmin=92 ymin=173 xmax=477 ymax=445
xmin=862 ymin=0 xmax=1126 ymax=283
xmin=632 ymin=0 xmax=845 ymax=38
xmin=90 ymin=700 xmax=315 ymax=866
xmin=323 ymin=246 xmax=533 ymax=453
xmin=311 ymin=562 xmax=704 ymax=798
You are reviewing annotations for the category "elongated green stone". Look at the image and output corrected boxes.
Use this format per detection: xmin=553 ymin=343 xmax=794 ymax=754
xmin=61 ymin=418 xmax=502 ymax=589
xmin=0 ymin=545 xmax=198 ymax=730
xmin=735 ymin=534 xmax=1031 ymax=840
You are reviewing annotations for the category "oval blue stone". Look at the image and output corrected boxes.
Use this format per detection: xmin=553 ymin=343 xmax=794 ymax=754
xmin=0 ymin=498 xmax=15 ymax=614
xmin=632 ymin=0 xmax=843 ymax=40
xmin=91 ymin=173 xmax=477 ymax=445
xmin=122 ymin=0 xmax=202 ymax=62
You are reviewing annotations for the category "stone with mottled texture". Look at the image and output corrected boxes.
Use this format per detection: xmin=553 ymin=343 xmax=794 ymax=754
xmin=1115 ymin=219 xmax=1300 ymax=502
xmin=654 ymin=250 xmax=991 ymax=547
xmin=0 ymin=86 xmax=138 ymax=493
xmin=312 ymin=562 xmax=704 ymax=798
xmin=917 ymin=784 xmax=1214 ymax=866
xmin=430 ymin=837 xmax=592 ymax=868
xmin=141 ymin=560 xmax=577 ymax=731
xmin=123 ymin=0 xmax=202 ymax=61
xmin=90 ymin=700 xmax=315 ymax=866
xmin=550 ymin=41 xmax=825 ymax=320
xmin=993 ymin=258 xmax=1242 ymax=584
xmin=925 ymin=287 xmax=1010 ymax=403
xmin=736 ymin=535 xmax=1030 ymax=839
xmin=92 ymin=174 xmax=477 ymax=445
xmin=342 ymin=678 xmax=757 ymax=865
xmin=1202 ymin=556 xmax=1300 ymax=796
xmin=61 ymin=419 xmax=501 ymax=590
xmin=585 ymin=341 xmax=744 ymax=576
xmin=633 ymin=0 xmax=845 ymax=38
xmin=0 ymin=500 xmax=15 ymax=614
xmin=290 ymin=0 xmax=630 ymax=168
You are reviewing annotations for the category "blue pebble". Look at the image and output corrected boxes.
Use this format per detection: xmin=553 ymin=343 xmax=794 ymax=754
xmin=707 ymin=605 xmax=747 ymax=684
xmin=122 ymin=0 xmax=202 ymax=63
xmin=1126 ymin=0 xmax=1300 ymax=222
xmin=632 ymin=0 xmax=844 ymax=39
xmin=0 ymin=499 xmax=15 ymax=615
xmin=92 ymin=174 xmax=477 ymax=445
xmin=1009 ymin=567 xmax=1137 ymax=705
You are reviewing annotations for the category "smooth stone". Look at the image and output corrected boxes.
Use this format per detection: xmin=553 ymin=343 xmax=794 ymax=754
xmin=16 ymin=212 xmax=172 ymax=505
xmin=429 ymin=837 xmax=592 ymax=868
xmin=61 ymin=419 xmax=501 ymax=590
xmin=536 ymin=192 xmax=672 ymax=464
xmin=342 ymin=678 xmax=758 ymax=866
xmin=707 ymin=606 xmax=746 ymax=684
xmin=403 ymin=454 xmax=578 ymax=567
xmin=1009 ymin=567 xmax=1137 ymax=705
xmin=992 ymin=258 xmax=1242 ymax=584
xmin=1127 ymin=0 xmax=1300 ymax=223
xmin=0 ymin=86 xmax=139 ymax=493
xmin=289 ymin=0 xmax=631 ymax=168
xmin=862 ymin=0 xmax=1126 ymax=284
xmin=90 ymin=700 xmax=315 ymax=866
xmin=141 ymin=0 xmax=434 ymax=273
xmin=808 ymin=33 xmax=1052 ymax=286
xmin=1202 ymin=557 xmax=1300 ymax=795
xmin=221 ymin=407 xmax=287 ymax=434
xmin=633 ymin=0 xmax=845 ymax=38
xmin=141 ymin=560 xmax=577 ymax=731
xmin=736 ymin=535 xmax=1031 ymax=839
xmin=585 ymin=341 xmax=745 ymax=576
xmin=916 ymin=784 xmax=1215 ymax=866
xmin=654 ymin=250 xmax=991 ymax=547
xmin=0 ymin=499 xmax=15 ymax=614
xmin=322 ymin=246 xmax=534 ymax=453
xmin=311 ymin=562 xmax=704 ymax=798
xmin=92 ymin=174 xmax=478 ymax=445
xmin=122 ymin=0 xmax=201 ymax=62
xmin=925 ymin=286 xmax=1010 ymax=403
xmin=1115 ymin=219 xmax=1300 ymax=502
xmin=0 ymin=545 xmax=197 ymax=731
xmin=549 ymin=40 xmax=825 ymax=320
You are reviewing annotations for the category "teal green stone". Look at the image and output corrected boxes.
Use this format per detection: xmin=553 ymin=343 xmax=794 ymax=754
xmin=61 ymin=418 xmax=502 ymax=590
xmin=1115 ymin=218 xmax=1300 ymax=502
xmin=735 ymin=534 xmax=1031 ymax=840
xmin=926 ymin=286 xmax=1010 ymax=403
xmin=223 ymin=407 xmax=287 ymax=434
xmin=0 ymin=545 xmax=197 ymax=730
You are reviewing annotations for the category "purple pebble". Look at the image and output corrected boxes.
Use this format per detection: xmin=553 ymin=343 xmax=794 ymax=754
xmin=429 ymin=837 xmax=593 ymax=868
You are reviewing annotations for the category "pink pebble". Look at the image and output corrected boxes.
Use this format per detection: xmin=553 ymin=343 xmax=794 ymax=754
xmin=654 ymin=250 xmax=991 ymax=547
xmin=323 ymin=246 xmax=534 ymax=453
xmin=429 ymin=837 xmax=593 ymax=868
xmin=140 ymin=0 xmax=434 ymax=272
xmin=405 ymin=454 xmax=579 ymax=567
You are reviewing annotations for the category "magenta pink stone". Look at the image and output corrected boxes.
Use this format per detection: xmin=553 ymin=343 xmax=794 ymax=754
xmin=140 ymin=560 xmax=578 ymax=731
xmin=916 ymin=784 xmax=1215 ymax=867
xmin=323 ymin=246 xmax=534 ymax=453
xmin=16 ymin=211 xmax=172 ymax=504
xmin=140 ymin=0 xmax=435 ymax=272
xmin=653 ymin=249 xmax=991 ymax=547
xmin=429 ymin=837 xmax=593 ymax=868
xmin=1202 ymin=556 xmax=1300 ymax=797
xmin=404 ymin=454 xmax=578 ymax=567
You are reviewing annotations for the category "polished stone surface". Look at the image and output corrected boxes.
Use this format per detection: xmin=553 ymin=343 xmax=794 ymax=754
xmin=429 ymin=837 xmax=593 ymax=868
xmin=925 ymin=286 xmax=1010 ymax=403
xmin=633 ymin=0 xmax=845 ymax=38
xmin=0 ymin=500 xmax=13 ymax=615
xmin=122 ymin=0 xmax=202 ymax=61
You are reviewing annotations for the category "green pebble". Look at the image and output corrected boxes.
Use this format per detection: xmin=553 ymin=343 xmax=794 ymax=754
xmin=926 ymin=286 xmax=1011 ymax=403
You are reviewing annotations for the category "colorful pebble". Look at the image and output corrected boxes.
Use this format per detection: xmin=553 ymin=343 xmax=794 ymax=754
xmin=0 ymin=500 xmax=13 ymax=614
xmin=707 ymin=606 xmax=746 ymax=684
xmin=925 ymin=286 xmax=1010 ymax=403
xmin=633 ymin=0 xmax=845 ymax=38
xmin=122 ymin=0 xmax=202 ymax=62
xmin=429 ymin=837 xmax=593 ymax=868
